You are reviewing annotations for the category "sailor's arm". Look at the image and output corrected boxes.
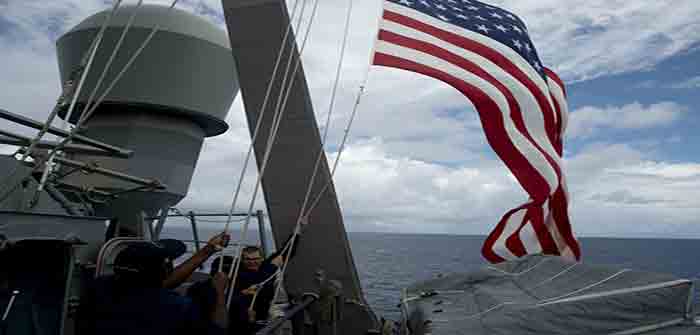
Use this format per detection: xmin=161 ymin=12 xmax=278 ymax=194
xmin=163 ymin=232 xmax=229 ymax=289
xmin=266 ymin=217 xmax=307 ymax=267
xmin=210 ymin=272 xmax=229 ymax=329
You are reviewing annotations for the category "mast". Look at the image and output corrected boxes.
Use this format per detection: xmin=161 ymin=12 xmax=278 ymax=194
xmin=221 ymin=0 xmax=380 ymax=333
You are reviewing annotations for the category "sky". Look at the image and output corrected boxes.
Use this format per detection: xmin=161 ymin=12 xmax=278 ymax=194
xmin=0 ymin=0 xmax=699 ymax=238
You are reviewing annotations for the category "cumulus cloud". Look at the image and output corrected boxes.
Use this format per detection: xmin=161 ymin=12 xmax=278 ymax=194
xmin=489 ymin=0 xmax=700 ymax=81
xmin=1 ymin=1 xmax=699 ymax=238
xmin=668 ymin=76 xmax=700 ymax=89
xmin=566 ymin=102 xmax=686 ymax=139
xmin=565 ymin=144 xmax=700 ymax=237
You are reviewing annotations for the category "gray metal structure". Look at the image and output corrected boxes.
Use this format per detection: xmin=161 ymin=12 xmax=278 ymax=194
xmin=401 ymin=255 xmax=700 ymax=334
xmin=222 ymin=0 xmax=380 ymax=334
xmin=2 ymin=3 xmax=698 ymax=335
xmin=55 ymin=5 xmax=239 ymax=233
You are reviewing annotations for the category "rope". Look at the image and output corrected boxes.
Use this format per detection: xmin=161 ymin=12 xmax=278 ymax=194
xmin=226 ymin=0 xmax=321 ymax=309
xmin=34 ymin=0 xmax=180 ymax=194
xmin=433 ymin=268 xmax=632 ymax=322
xmin=248 ymin=270 xmax=282 ymax=312
xmin=0 ymin=0 xmax=123 ymax=204
xmin=270 ymin=0 xmax=359 ymax=305
xmin=298 ymin=71 xmax=370 ymax=219
xmin=486 ymin=257 xmax=551 ymax=276
xmin=78 ymin=0 xmax=144 ymax=129
xmin=37 ymin=0 xmax=125 ymax=193
xmin=218 ymin=0 xmax=306 ymax=272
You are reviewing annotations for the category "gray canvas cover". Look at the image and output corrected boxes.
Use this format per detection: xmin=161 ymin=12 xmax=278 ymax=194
xmin=401 ymin=255 xmax=699 ymax=334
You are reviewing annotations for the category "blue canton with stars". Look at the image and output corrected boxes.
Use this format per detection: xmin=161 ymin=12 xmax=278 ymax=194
xmin=388 ymin=0 xmax=547 ymax=79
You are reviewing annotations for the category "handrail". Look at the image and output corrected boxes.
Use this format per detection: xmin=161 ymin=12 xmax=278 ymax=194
xmin=0 ymin=130 xmax=123 ymax=157
xmin=0 ymin=108 xmax=133 ymax=158
xmin=53 ymin=156 xmax=165 ymax=189
xmin=144 ymin=212 xmax=263 ymax=220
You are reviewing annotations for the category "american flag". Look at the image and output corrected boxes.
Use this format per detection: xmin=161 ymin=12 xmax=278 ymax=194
xmin=371 ymin=0 xmax=581 ymax=262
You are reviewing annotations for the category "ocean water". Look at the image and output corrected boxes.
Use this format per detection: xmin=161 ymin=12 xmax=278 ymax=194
xmin=161 ymin=226 xmax=700 ymax=321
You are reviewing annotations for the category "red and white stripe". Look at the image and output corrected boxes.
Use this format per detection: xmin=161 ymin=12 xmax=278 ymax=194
xmin=372 ymin=2 xmax=580 ymax=263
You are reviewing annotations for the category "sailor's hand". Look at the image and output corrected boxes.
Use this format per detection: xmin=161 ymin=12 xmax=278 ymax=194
xmin=205 ymin=232 xmax=230 ymax=255
xmin=270 ymin=255 xmax=284 ymax=267
xmin=241 ymin=285 xmax=258 ymax=296
xmin=212 ymin=272 xmax=228 ymax=295
xmin=300 ymin=216 xmax=309 ymax=226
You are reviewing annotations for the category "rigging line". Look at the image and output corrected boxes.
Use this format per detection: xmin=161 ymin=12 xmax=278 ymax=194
xmin=222 ymin=0 xmax=311 ymax=281
xmin=37 ymin=0 xmax=125 ymax=193
xmin=301 ymin=72 xmax=370 ymax=219
xmin=226 ymin=0 xmax=322 ymax=309
xmin=0 ymin=0 xmax=123 ymax=204
xmin=297 ymin=0 xmax=377 ymax=220
xmin=33 ymin=0 xmax=123 ymax=159
xmin=248 ymin=270 xmax=281 ymax=312
xmin=267 ymin=74 xmax=370 ymax=302
xmin=271 ymin=0 xmax=357 ymax=305
xmin=35 ymin=0 xmax=181 ymax=194
xmin=78 ymin=0 xmax=144 ymax=132
xmin=220 ymin=0 xmax=309 ymax=277
xmin=226 ymin=4 xmax=316 ymax=300
xmin=218 ymin=0 xmax=306 ymax=273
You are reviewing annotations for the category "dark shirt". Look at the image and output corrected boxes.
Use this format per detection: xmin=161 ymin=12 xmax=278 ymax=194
xmin=233 ymin=262 xmax=279 ymax=322
xmin=80 ymin=276 xmax=223 ymax=335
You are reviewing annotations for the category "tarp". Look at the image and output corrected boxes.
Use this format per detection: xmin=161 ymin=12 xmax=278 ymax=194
xmin=401 ymin=255 xmax=699 ymax=334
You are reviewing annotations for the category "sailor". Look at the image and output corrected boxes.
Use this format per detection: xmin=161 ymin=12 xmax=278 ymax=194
xmin=82 ymin=234 xmax=231 ymax=335
xmin=224 ymin=229 xmax=303 ymax=335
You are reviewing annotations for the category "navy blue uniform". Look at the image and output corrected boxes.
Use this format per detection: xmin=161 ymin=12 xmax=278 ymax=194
xmin=80 ymin=276 xmax=224 ymax=335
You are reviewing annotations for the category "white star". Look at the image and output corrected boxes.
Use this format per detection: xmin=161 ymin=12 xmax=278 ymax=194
xmin=524 ymin=43 xmax=532 ymax=53
xmin=447 ymin=0 xmax=457 ymax=3
xmin=461 ymin=0 xmax=471 ymax=3
xmin=475 ymin=15 xmax=487 ymax=20
xmin=456 ymin=14 xmax=468 ymax=20
xmin=490 ymin=12 xmax=503 ymax=20
xmin=437 ymin=14 xmax=450 ymax=21
xmin=452 ymin=6 xmax=463 ymax=12
xmin=476 ymin=24 xmax=490 ymax=34
xmin=435 ymin=3 xmax=447 ymax=10
xmin=467 ymin=5 xmax=479 ymax=10
xmin=512 ymin=25 xmax=523 ymax=34
xmin=398 ymin=0 xmax=413 ymax=6
xmin=533 ymin=62 xmax=542 ymax=71
xmin=495 ymin=24 xmax=508 ymax=32
xmin=506 ymin=13 xmax=516 ymax=20
xmin=420 ymin=0 xmax=431 ymax=6
xmin=512 ymin=39 xmax=522 ymax=49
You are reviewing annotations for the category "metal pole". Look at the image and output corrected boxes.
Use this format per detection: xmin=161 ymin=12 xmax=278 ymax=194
xmin=256 ymin=210 xmax=270 ymax=257
xmin=143 ymin=212 xmax=258 ymax=220
xmin=0 ymin=109 xmax=132 ymax=157
xmin=0 ymin=132 xmax=120 ymax=157
xmin=188 ymin=211 xmax=201 ymax=253
xmin=1 ymin=291 xmax=19 ymax=321
xmin=53 ymin=156 xmax=165 ymax=189
xmin=154 ymin=208 xmax=169 ymax=239
xmin=59 ymin=247 xmax=76 ymax=335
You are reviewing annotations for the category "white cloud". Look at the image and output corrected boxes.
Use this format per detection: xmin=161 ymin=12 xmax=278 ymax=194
xmin=566 ymin=102 xmax=686 ymax=139
xmin=1 ymin=1 xmax=699 ymax=239
xmin=565 ymin=144 xmax=700 ymax=237
xmin=668 ymin=76 xmax=700 ymax=89
xmin=489 ymin=0 xmax=700 ymax=81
